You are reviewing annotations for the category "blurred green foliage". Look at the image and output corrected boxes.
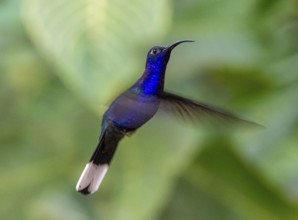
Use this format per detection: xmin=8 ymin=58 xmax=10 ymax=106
xmin=1 ymin=0 xmax=298 ymax=219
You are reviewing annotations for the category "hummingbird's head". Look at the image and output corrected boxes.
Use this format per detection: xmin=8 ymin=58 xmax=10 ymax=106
xmin=145 ymin=40 xmax=194 ymax=73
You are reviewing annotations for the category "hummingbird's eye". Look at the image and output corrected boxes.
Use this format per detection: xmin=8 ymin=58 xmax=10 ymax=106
xmin=150 ymin=48 xmax=161 ymax=55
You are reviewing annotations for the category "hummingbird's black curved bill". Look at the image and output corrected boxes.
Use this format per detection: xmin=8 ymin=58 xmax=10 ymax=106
xmin=166 ymin=40 xmax=194 ymax=51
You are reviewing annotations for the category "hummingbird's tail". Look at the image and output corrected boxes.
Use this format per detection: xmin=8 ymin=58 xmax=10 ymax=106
xmin=76 ymin=126 xmax=125 ymax=195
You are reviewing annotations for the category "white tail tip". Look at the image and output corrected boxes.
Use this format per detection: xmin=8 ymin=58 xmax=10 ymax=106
xmin=76 ymin=162 xmax=109 ymax=195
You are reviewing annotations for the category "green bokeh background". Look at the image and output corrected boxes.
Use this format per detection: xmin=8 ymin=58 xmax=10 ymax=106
xmin=1 ymin=0 xmax=298 ymax=219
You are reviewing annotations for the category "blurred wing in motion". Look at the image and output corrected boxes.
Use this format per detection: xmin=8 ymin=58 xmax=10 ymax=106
xmin=159 ymin=91 xmax=261 ymax=128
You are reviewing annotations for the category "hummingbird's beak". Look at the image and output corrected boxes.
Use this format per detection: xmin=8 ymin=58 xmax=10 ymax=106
xmin=166 ymin=40 xmax=194 ymax=52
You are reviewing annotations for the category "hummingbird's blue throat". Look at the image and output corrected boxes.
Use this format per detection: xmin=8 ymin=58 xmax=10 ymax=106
xmin=139 ymin=58 xmax=166 ymax=95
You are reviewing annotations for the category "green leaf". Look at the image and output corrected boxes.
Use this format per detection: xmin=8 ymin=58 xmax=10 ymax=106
xmin=21 ymin=0 xmax=171 ymax=108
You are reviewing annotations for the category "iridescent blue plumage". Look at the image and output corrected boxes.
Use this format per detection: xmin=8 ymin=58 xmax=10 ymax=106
xmin=134 ymin=46 xmax=168 ymax=95
xmin=76 ymin=40 xmax=259 ymax=195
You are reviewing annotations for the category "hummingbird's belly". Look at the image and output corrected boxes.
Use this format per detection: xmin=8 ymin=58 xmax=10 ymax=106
xmin=104 ymin=93 xmax=160 ymax=131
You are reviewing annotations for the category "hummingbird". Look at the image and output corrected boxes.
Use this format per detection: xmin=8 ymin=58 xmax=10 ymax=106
xmin=76 ymin=40 xmax=257 ymax=195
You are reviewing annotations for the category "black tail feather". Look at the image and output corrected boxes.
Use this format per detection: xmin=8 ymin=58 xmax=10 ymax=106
xmin=76 ymin=125 xmax=125 ymax=195
xmin=90 ymin=126 xmax=125 ymax=165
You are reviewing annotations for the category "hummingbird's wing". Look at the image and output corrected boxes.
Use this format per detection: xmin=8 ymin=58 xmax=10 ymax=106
xmin=159 ymin=91 xmax=261 ymax=127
